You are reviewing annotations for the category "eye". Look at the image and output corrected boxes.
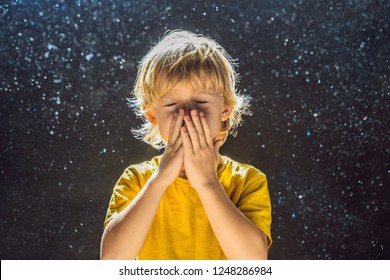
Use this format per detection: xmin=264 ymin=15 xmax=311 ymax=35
xmin=195 ymin=101 xmax=208 ymax=104
xmin=164 ymin=103 xmax=177 ymax=107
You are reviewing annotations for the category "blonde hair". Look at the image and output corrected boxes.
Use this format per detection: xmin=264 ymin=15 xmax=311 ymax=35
xmin=128 ymin=30 xmax=251 ymax=149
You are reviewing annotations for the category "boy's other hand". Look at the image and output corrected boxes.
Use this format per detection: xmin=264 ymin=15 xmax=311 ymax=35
xmin=181 ymin=110 xmax=221 ymax=190
xmin=156 ymin=109 xmax=184 ymax=187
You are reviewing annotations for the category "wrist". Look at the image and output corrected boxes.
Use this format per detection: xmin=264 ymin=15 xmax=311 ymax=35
xmin=192 ymin=175 xmax=220 ymax=191
xmin=150 ymin=169 xmax=173 ymax=190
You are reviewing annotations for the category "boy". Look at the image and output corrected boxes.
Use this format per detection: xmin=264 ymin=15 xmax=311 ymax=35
xmin=100 ymin=30 xmax=272 ymax=260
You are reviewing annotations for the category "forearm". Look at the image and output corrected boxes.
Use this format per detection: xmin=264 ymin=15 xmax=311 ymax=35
xmin=100 ymin=172 xmax=168 ymax=260
xmin=196 ymin=181 xmax=268 ymax=260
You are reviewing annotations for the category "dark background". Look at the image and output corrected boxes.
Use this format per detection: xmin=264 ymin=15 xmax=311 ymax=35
xmin=1 ymin=0 xmax=389 ymax=259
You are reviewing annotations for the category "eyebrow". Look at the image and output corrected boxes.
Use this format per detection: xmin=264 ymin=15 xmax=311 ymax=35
xmin=197 ymin=90 xmax=215 ymax=95
xmin=160 ymin=90 xmax=215 ymax=100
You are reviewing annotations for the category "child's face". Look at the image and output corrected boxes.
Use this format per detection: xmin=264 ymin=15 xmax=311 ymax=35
xmin=147 ymin=80 xmax=232 ymax=144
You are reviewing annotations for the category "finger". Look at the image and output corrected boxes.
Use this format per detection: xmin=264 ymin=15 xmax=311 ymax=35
xmin=172 ymin=134 xmax=183 ymax=153
xmin=191 ymin=110 xmax=207 ymax=148
xmin=168 ymin=109 xmax=184 ymax=146
xmin=199 ymin=112 xmax=213 ymax=146
xmin=184 ymin=113 xmax=200 ymax=151
xmin=181 ymin=126 xmax=194 ymax=155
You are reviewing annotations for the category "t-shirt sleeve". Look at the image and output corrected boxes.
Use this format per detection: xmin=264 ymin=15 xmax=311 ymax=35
xmin=236 ymin=169 xmax=272 ymax=248
xmin=103 ymin=167 xmax=142 ymax=228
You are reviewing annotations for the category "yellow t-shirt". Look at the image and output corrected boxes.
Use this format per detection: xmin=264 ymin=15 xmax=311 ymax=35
xmin=104 ymin=155 xmax=272 ymax=260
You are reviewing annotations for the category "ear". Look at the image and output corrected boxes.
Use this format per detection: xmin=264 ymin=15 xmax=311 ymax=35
xmin=145 ymin=109 xmax=158 ymax=126
xmin=221 ymin=105 xmax=233 ymax=122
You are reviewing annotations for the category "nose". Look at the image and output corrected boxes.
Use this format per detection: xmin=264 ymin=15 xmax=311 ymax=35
xmin=182 ymin=104 xmax=193 ymax=115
